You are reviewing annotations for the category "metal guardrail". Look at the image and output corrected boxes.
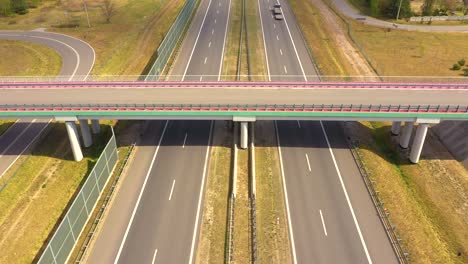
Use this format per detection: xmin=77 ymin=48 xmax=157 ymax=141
xmin=347 ymin=139 xmax=409 ymax=263
xmin=74 ymin=143 xmax=135 ymax=263
xmin=1 ymin=104 xmax=467 ymax=114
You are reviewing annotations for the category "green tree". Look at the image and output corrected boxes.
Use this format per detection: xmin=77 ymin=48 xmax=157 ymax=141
xmin=385 ymin=0 xmax=412 ymax=18
xmin=421 ymin=0 xmax=435 ymax=16
xmin=11 ymin=0 xmax=29 ymax=14
xmin=0 ymin=0 xmax=11 ymax=16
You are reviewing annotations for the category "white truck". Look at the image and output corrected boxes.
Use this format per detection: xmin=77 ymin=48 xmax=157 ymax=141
xmin=273 ymin=3 xmax=283 ymax=20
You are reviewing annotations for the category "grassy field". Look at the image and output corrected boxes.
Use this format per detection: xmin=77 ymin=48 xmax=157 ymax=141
xmin=255 ymin=121 xmax=291 ymax=264
xmin=0 ymin=119 xmax=15 ymax=136
xmin=195 ymin=121 xmax=232 ymax=264
xmin=345 ymin=121 xmax=468 ymax=264
xmin=0 ymin=39 xmax=62 ymax=76
xmin=349 ymin=19 xmax=468 ymax=77
xmin=233 ymin=147 xmax=252 ymax=263
xmin=0 ymin=0 xmax=185 ymax=76
xmin=0 ymin=122 xmax=112 ymax=264
xmin=222 ymin=0 xmax=243 ymax=80
xmin=288 ymin=0 xmax=356 ymax=76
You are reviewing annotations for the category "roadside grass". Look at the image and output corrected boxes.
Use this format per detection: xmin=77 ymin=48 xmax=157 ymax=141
xmin=222 ymin=0 xmax=243 ymax=80
xmin=0 ymin=121 xmax=112 ymax=264
xmin=255 ymin=121 xmax=291 ymax=264
xmin=0 ymin=39 xmax=62 ymax=76
xmin=0 ymin=119 xmax=15 ymax=136
xmin=346 ymin=121 xmax=468 ymax=264
xmin=348 ymin=19 xmax=468 ymax=77
xmin=233 ymin=147 xmax=252 ymax=263
xmin=0 ymin=0 xmax=185 ymax=76
xmin=245 ymin=0 xmax=267 ymax=80
xmin=196 ymin=121 xmax=232 ymax=264
xmin=288 ymin=0 xmax=355 ymax=76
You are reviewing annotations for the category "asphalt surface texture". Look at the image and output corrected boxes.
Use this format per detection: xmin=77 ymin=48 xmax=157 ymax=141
xmin=258 ymin=0 xmax=398 ymax=263
xmin=331 ymin=0 xmax=468 ymax=32
xmin=2 ymin=84 xmax=467 ymax=106
xmin=0 ymin=30 xmax=95 ymax=178
xmin=86 ymin=0 xmax=229 ymax=263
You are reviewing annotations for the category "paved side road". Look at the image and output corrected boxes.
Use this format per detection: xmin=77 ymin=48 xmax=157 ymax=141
xmin=331 ymin=0 xmax=468 ymax=32
xmin=0 ymin=30 xmax=95 ymax=178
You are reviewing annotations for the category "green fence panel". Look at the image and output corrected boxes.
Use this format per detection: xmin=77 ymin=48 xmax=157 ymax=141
xmin=37 ymin=132 xmax=118 ymax=264
xmin=145 ymin=0 xmax=198 ymax=80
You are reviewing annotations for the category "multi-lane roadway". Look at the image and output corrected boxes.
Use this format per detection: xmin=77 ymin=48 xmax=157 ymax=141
xmin=258 ymin=0 xmax=398 ymax=263
xmin=86 ymin=0 xmax=230 ymax=263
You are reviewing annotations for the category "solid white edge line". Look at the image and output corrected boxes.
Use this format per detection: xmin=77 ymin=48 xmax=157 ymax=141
xmin=275 ymin=121 xmax=298 ymax=264
xmin=152 ymin=249 xmax=158 ymax=264
xmin=278 ymin=0 xmax=308 ymax=81
xmin=169 ymin=179 xmax=176 ymax=201
xmin=182 ymin=0 xmax=213 ymax=81
xmin=188 ymin=120 xmax=213 ymax=264
xmin=319 ymin=209 xmax=328 ymax=236
xmin=113 ymin=121 xmax=169 ymax=264
xmin=305 ymin=153 xmax=311 ymax=172
xmin=319 ymin=121 xmax=373 ymax=264
xmin=217 ymin=0 xmax=232 ymax=81
xmin=257 ymin=0 xmax=271 ymax=81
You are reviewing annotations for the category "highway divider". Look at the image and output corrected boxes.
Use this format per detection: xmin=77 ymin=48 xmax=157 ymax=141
xmin=37 ymin=130 xmax=118 ymax=264
xmin=145 ymin=0 xmax=198 ymax=80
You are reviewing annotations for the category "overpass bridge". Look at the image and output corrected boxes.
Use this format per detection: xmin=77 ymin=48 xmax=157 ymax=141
xmin=1 ymin=81 xmax=467 ymax=163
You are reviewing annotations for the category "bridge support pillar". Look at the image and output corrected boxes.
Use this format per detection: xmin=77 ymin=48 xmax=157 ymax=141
xmin=409 ymin=123 xmax=429 ymax=164
xmin=240 ymin=122 xmax=248 ymax=149
xmin=79 ymin=119 xmax=93 ymax=148
xmin=91 ymin=119 xmax=100 ymax=134
xmin=65 ymin=121 xmax=83 ymax=162
xmin=399 ymin=122 xmax=414 ymax=149
xmin=391 ymin=121 xmax=401 ymax=135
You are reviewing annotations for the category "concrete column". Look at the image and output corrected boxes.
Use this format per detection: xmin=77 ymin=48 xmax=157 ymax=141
xmin=65 ymin=121 xmax=83 ymax=162
xmin=399 ymin=121 xmax=414 ymax=149
xmin=410 ymin=123 xmax=429 ymax=164
xmin=79 ymin=119 xmax=93 ymax=148
xmin=91 ymin=119 xmax=100 ymax=134
xmin=391 ymin=121 xmax=401 ymax=135
xmin=240 ymin=122 xmax=248 ymax=149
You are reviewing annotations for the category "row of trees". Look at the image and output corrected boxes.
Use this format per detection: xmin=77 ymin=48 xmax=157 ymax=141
xmin=364 ymin=0 xmax=468 ymax=19
xmin=0 ymin=0 xmax=42 ymax=16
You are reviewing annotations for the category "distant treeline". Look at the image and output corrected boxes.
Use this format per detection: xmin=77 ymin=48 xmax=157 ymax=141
xmin=363 ymin=0 xmax=468 ymax=18
xmin=0 ymin=0 xmax=43 ymax=16
xmin=363 ymin=0 xmax=412 ymax=18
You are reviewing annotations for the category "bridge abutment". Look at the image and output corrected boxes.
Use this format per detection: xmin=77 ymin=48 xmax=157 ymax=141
xmin=391 ymin=121 xmax=401 ymax=135
xmin=91 ymin=119 xmax=101 ymax=134
xmin=410 ymin=123 xmax=429 ymax=164
xmin=79 ymin=119 xmax=93 ymax=148
xmin=65 ymin=121 xmax=84 ymax=162
xmin=399 ymin=121 xmax=414 ymax=149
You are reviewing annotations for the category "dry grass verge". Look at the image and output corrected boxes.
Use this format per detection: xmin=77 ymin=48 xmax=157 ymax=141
xmin=0 ymin=122 xmax=112 ymax=264
xmin=0 ymin=39 xmax=62 ymax=76
xmin=233 ymin=147 xmax=252 ymax=263
xmin=346 ymin=121 xmax=468 ymax=264
xmin=255 ymin=121 xmax=291 ymax=264
xmin=196 ymin=121 xmax=232 ymax=264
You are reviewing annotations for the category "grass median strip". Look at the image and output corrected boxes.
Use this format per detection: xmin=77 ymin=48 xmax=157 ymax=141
xmin=255 ymin=121 xmax=292 ymax=264
xmin=222 ymin=0 xmax=243 ymax=80
xmin=0 ymin=121 xmax=112 ymax=264
xmin=196 ymin=121 xmax=232 ymax=264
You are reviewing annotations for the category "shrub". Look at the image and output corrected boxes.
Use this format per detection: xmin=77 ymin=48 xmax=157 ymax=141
xmin=451 ymin=64 xmax=461 ymax=70
xmin=458 ymin=59 xmax=466 ymax=66
xmin=463 ymin=69 xmax=468 ymax=76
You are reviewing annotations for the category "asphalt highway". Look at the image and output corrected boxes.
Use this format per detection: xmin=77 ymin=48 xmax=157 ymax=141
xmin=257 ymin=0 xmax=398 ymax=263
xmin=0 ymin=30 xmax=95 ymax=178
xmin=86 ymin=0 xmax=229 ymax=263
